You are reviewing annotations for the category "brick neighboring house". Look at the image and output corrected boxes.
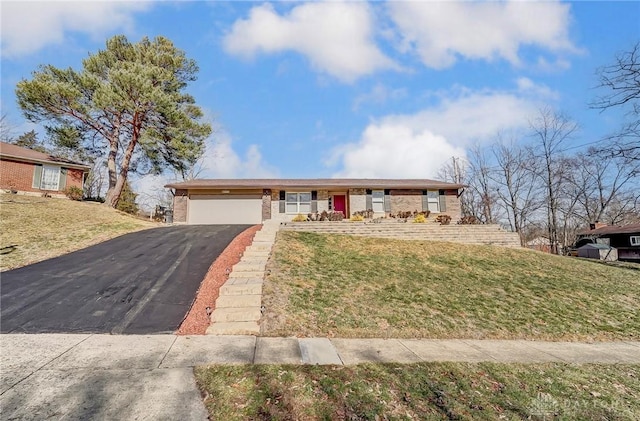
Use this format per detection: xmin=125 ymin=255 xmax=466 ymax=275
xmin=164 ymin=178 xmax=464 ymax=225
xmin=0 ymin=141 xmax=90 ymax=197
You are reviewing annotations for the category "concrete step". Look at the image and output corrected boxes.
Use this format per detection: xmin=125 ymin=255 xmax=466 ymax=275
xmin=206 ymin=321 xmax=260 ymax=335
xmin=245 ymin=244 xmax=272 ymax=251
xmin=220 ymin=283 xmax=263 ymax=296
xmin=225 ymin=278 xmax=264 ymax=286
xmin=243 ymin=250 xmax=271 ymax=258
xmin=229 ymin=271 xmax=265 ymax=279
xmin=211 ymin=307 xmax=261 ymax=322
xmin=238 ymin=258 xmax=269 ymax=265
xmin=232 ymin=263 xmax=266 ymax=272
xmin=216 ymin=294 xmax=262 ymax=308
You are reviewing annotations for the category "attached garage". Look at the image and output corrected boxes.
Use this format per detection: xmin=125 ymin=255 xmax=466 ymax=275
xmin=188 ymin=194 xmax=262 ymax=225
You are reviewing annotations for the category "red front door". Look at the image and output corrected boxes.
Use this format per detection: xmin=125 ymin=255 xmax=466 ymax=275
xmin=333 ymin=195 xmax=346 ymax=215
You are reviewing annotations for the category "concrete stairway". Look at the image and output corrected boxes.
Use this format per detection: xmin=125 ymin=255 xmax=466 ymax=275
xmin=280 ymin=221 xmax=521 ymax=248
xmin=206 ymin=222 xmax=279 ymax=335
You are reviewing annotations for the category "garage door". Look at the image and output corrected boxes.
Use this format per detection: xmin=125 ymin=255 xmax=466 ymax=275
xmin=188 ymin=194 xmax=263 ymax=224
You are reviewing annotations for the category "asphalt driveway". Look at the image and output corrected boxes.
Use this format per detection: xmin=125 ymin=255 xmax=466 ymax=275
xmin=0 ymin=225 xmax=251 ymax=334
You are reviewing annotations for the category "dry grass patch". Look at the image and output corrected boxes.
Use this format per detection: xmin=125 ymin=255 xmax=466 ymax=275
xmin=0 ymin=194 xmax=157 ymax=271
xmin=195 ymin=363 xmax=640 ymax=420
xmin=261 ymin=232 xmax=640 ymax=341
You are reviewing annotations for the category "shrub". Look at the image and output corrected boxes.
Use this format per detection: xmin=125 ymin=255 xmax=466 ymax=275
xmin=436 ymin=214 xmax=452 ymax=225
xmin=292 ymin=214 xmax=307 ymax=222
xmin=63 ymin=186 xmax=84 ymax=201
xmin=350 ymin=214 xmax=364 ymax=222
xmin=413 ymin=214 xmax=427 ymax=223
xmin=390 ymin=210 xmax=430 ymax=220
xmin=352 ymin=209 xmax=374 ymax=219
xmin=458 ymin=215 xmax=480 ymax=225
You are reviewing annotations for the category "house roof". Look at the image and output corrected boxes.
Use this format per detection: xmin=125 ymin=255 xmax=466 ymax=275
xmin=576 ymin=223 xmax=640 ymax=236
xmin=0 ymin=141 xmax=91 ymax=170
xmin=164 ymin=178 xmax=464 ymax=190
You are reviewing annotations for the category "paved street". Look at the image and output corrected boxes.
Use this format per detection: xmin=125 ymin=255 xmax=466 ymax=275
xmin=0 ymin=225 xmax=250 ymax=334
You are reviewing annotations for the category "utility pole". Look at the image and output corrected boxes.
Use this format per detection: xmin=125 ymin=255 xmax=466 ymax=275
xmin=452 ymin=156 xmax=462 ymax=184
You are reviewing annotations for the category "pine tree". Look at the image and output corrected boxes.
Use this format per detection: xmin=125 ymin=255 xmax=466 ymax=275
xmin=16 ymin=35 xmax=211 ymax=208
xmin=116 ymin=181 xmax=139 ymax=215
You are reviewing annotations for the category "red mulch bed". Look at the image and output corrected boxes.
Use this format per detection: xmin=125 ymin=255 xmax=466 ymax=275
xmin=176 ymin=225 xmax=261 ymax=335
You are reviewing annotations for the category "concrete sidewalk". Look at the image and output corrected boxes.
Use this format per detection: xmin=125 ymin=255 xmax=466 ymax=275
xmin=2 ymin=334 xmax=639 ymax=420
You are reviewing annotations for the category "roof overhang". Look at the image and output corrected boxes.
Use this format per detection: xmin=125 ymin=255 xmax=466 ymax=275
xmin=164 ymin=178 xmax=465 ymax=191
xmin=1 ymin=153 xmax=91 ymax=171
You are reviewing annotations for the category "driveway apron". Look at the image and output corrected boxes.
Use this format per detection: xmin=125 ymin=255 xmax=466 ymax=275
xmin=0 ymin=225 xmax=250 ymax=334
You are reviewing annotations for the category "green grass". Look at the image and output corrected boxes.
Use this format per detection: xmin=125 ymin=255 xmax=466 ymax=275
xmin=195 ymin=362 xmax=640 ymax=420
xmin=261 ymin=232 xmax=640 ymax=341
xmin=0 ymin=193 xmax=157 ymax=271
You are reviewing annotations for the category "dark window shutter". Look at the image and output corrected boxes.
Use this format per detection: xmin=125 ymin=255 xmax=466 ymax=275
xmin=279 ymin=190 xmax=285 ymax=213
xmin=58 ymin=168 xmax=67 ymax=190
xmin=365 ymin=190 xmax=372 ymax=210
xmin=384 ymin=189 xmax=391 ymax=212
xmin=439 ymin=190 xmax=446 ymax=212
xmin=311 ymin=190 xmax=317 ymax=212
xmin=422 ymin=190 xmax=428 ymax=212
xmin=32 ymin=165 xmax=43 ymax=188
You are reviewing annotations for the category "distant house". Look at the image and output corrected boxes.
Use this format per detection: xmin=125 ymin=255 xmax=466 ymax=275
xmin=575 ymin=223 xmax=640 ymax=262
xmin=164 ymin=178 xmax=464 ymax=225
xmin=0 ymin=141 xmax=90 ymax=197
xmin=526 ymin=236 xmax=551 ymax=253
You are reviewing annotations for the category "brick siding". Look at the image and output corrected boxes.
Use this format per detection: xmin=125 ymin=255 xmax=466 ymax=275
xmin=1 ymin=158 xmax=85 ymax=195
xmin=173 ymin=189 xmax=188 ymax=223
xmin=443 ymin=190 xmax=461 ymax=221
xmin=262 ymin=189 xmax=271 ymax=220
xmin=348 ymin=188 xmax=366 ymax=216
xmin=389 ymin=189 xmax=422 ymax=214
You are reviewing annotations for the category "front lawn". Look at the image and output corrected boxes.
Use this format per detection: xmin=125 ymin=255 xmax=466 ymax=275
xmin=261 ymin=232 xmax=640 ymax=341
xmin=195 ymin=362 xmax=640 ymax=420
xmin=0 ymin=194 xmax=156 ymax=271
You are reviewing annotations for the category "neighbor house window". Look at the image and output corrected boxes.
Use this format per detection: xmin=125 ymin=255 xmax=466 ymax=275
xmin=41 ymin=165 xmax=61 ymax=191
xmin=631 ymin=236 xmax=640 ymax=246
xmin=427 ymin=190 xmax=440 ymax=213
xmin=372 ymin=190 xmax=384 ymax=213
xmin=285 ymin=192 xmax=311 ymax=214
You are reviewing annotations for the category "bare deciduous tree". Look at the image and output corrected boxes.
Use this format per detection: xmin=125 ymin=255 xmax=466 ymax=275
xmin=591 ymin=41 xmax=640 ymax=161
xmin=529 ymin=108 xmax=578 ymax=254
xmin=490 ymin=138 xmax=542 ymax=245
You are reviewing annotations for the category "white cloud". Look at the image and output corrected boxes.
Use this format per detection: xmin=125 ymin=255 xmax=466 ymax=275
xmin=352 ymin=83 xmax=408 ymax=111
xmin=223 ymin=2 xmax=398 ymax=82
xmin=1 ymin=1 xmax=151 ymax=57
xmin=201 ymin=132 xmax=278 ymax=179
xmin=330 ymin=81 xmax=556 ymax=178
xmin=388 ymin=1 xmax=577 ymax=69
xmin=331 ymin=124 xmax=465 ymax=179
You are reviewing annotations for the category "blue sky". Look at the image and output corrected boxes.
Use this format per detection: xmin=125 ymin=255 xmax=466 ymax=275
xmin=1 ymin=1 xmax=639 ymax=196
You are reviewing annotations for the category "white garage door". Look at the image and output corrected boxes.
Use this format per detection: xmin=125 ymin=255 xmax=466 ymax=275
xmin=188 ymin=194 xmax=263 ymax=224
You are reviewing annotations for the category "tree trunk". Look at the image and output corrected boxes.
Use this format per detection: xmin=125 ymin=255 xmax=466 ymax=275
xmin=105 ymin=117 xmax=139 ymax=209
xmin=104 ymin=122 xmax=122 ymax=207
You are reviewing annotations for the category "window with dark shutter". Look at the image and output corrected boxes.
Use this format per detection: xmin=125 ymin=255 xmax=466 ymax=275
xmin=311 ymin=190 xmax=318 ymax=212
xmin=279 ymin=190 xmax=286 ymax=213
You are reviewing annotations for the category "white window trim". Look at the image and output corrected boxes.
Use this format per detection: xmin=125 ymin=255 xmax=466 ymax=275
xmin=285 ymin=191 xmax=311 ymax=214
xmin=41 ymin=165 xmax=61 ymax=191
xmin=372 ymin=190 xmax=384 ymax=213
xmin=427 ymin=190 xmax=440 ymax=213
xmin=631 ymin=236 xmax=640 ymax=246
